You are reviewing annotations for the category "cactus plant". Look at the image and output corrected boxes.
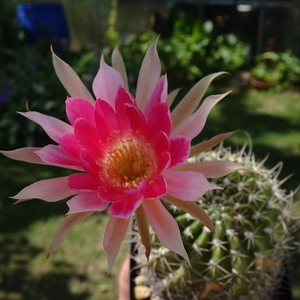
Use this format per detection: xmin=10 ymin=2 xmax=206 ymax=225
xmin=133 ymin=144 xmax=299 ymax=300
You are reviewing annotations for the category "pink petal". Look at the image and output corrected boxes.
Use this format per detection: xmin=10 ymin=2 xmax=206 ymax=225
xmin=143 ymin=175 xmax=167 ymax=199
xmin=108 ymin=195 xmax=143 ymax=218
xmin=144 ymin=75 xmax=168 ymax=118
xmin=95 ymin=99 xmax=118 ymax=142
xmin=48 ymin=211 xmax=94 ymax=257
xmin=36 ymin=145 xmax=83 ymax=170
xmin=97 ymin=185 xmax=126 ymax=202
xmin=168 ymin=88 xmax=180 ymax=107
xmin=124 ymin=104 xmax=148 ymax=138
xmin=155 ymin=132 xmax=171 ymax=173
xmin=66 ymin=97 xmax=95 ymax=126
xmin=74 ymin=118 xmax=101 ymax=156
xmin=155 ymin=131 xmax=170 ymax=155
xmin=19 ymin=111 xmax=73 ymax=143
xmin=58 ymin=132 xmax=82 ymax=159
xmin=160 ymin=75 xmax=168 ymax=103
xmin=124 ymin=180 xmax=150 ymax=196
xmin=169 ymin=136 xmax=190 ymax=168
xmin=171 ymin=92 xmax=230 ymax=139
xmin=142 ymin=199 xmax=190 ymax=264
xmin=189 ymin=131 xmax=237 ymax=157
xmin=12 ymin=177 xmax=75 ymax=202
xmin=164 ymin=170 xmax=220 ymax=201
xmin=0 ymin=147 xmax=46 ymax=164
xmin=103 ymin=216 xmax=130 ymax=270
xmin=92 ymin=56 xmax=124 ymax=107
xmin=162 ymin=194 xmax=214 ymax=232
xmin=112 ymin=47 xmax=129 ymax=91
xmin=115 ymin=86 xmax=135 ymax=106
xmin=79 ymin=148 xmax=103 ymax=175
xmin=115 ymin=88 xmax=134 ymax=136
xmin=172 ymin=161 xmax=249 ymax=178
xmin=171 ymin=72 xmax=226 ymax=128
xmin=157 ymin=151 xmax=171 ymax=174
xmin=67 ymin=193 xmax=108 ymax=214
xmin=52 ymin=49 xmax=95 ymax=104
xmin=146 ymin=103 xmax=171 ymax=142
xmin=135 ymin=38 xmax=161 ymax=112
xmin=68 ymin=173 xmax=102 ymax=193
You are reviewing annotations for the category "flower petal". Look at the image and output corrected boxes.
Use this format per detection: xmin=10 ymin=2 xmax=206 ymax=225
xmin=147 ymin=103 xmax=171 ymax=141
xmin=144 ymin=75 xmax=168 ymax=118
xmin=155 ymin=131 xmax=170 ymax=155
xmin=125 ymin=104 xmax=148 ymax=138
xmin=36 ymin=145 xmax=83 ymax=170
xmin=162 ymin=194 xmax=215 ymax=232
xmin=48 ymin=211 xmax=94 ymax=257
xmin=66 ymin=97 xmax=95 ymax=126
xmin=168 ymin=88 xmax=180 ymax=107
xmin=12 ymin=177 xmax=75 ymax=202
xmin=92 ymin=56 xmax=124 ymax=107
xmin=171 ymin=92 xmax=230 ymax=139
xmin=68 ymin=173 xmax=102 ymax=193
xmin=74 ymin=118 xmax=101 ymax=156
xmin=124 ymin=180 xmax=150 ymax=197
xmin=157 ymin=151 xmax=171 ymax=174
xmin=135 ymin=37 xmax=161 ymax=112
xmin=19 ymin=111 xmax=73 ymax=143
xmin=103 ymin=216 xmax=130 ymax=270
xmin=189 ymin=131 xmax=237 ymax=157
xmin=115 ymin=88 xmax=135 ymax=136
xmin=112 ymin=47 xmax=129 ymax=91
xmin=171 ymin=72 xmax=226 ymax=128
xmin=169 ymin=136 xmax=190 ymax=168
xmin=67 ymin=193 xmax=108 ymax=214
xmin=108 ymin=195 xmax=143 ymax=218
xmin=164 ymin=170 xmax=220 ymax=201
xmin=95 ymin=99 xmax=118 ymax=142
xmin=142 ymin=199 xmax=190 ymax=264
xmin=173 ymin=161 xmax=249 ymax=178
xmin=97 ymin=185 xmax=126 ymax=202
xmin=79 ymin=148 xmax=103 ymax=175
xmin=58 ymin=132 xmax=82 ymax=159
xmin=0 ymin=147 xmax=46 ymax=164
xmin=52 ymin=49 xmax=94 ymax=103
xmin=143 ymin=175 xmax=167 ymax=199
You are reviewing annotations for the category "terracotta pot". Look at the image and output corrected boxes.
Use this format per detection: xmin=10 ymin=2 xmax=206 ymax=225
xmin=249 ymin=77 xmax=274 ymax=89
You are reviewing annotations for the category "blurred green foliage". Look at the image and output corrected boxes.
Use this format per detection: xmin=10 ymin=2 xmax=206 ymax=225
xmin=0 ymin=45 xmax=69 ymax=147
xmin=250 ymin=50 xmax=300 ymax=91
xmin=0 ymin=8 xmax=250 ymax=149
xmin=115 ymin=15 xmax=250 ymax=92
xmin=0 ymin=1 xmax=69 ymax=148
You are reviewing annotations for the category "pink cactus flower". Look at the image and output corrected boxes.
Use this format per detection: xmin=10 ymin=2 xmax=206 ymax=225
xmin=1 ymin=39 xmax=245 ymax=269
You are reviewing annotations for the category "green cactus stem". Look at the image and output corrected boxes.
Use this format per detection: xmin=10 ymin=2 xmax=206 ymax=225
xmin=133 ymin=144 xmax=299 ymax=300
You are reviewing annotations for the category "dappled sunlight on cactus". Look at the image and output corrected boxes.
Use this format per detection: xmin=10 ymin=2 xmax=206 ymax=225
xmin=133 ymin=144 xmax=299 ymax=300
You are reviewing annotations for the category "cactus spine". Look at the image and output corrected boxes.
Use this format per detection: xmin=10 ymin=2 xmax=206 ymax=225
xmin=133 ymin=145 xmax=298 ymax=300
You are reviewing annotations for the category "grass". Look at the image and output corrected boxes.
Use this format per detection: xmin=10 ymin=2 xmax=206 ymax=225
xmin=200 ymin=87 xmax=300 ymax=193
xmin=0 ymin=161 xmax=128 ymax=300
xmin=1 ymin=86 xmax=300 ymax=299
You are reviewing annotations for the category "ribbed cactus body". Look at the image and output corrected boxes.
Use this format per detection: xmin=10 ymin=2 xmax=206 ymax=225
xmin=135 ymin=145 xmax=297 ymax=300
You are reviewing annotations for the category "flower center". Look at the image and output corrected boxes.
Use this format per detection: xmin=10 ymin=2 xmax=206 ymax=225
xmin=101 ymin=136 xmax=157 ymax=191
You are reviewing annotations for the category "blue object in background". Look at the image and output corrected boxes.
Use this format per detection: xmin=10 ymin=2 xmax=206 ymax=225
xmin=16 ymin=3 xmax=69 ymax=46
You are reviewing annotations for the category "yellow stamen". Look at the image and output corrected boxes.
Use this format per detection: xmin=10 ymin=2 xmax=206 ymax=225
xmin=100 ymin=135 xmax=157 ymax=191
